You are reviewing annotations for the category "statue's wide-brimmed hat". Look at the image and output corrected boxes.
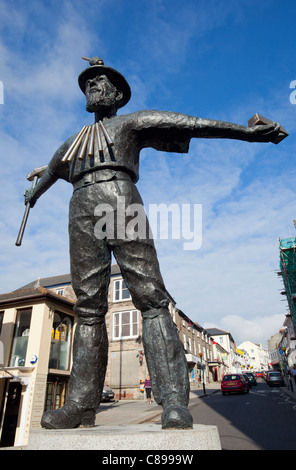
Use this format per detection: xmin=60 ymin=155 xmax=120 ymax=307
xmin=78 ymin=57 xmax=131 ymax=108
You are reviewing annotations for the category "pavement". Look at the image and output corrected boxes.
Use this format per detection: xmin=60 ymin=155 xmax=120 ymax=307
xmin=95 ymin=382 xmax=221 ymax=426
xmin=281 ymin=377 xmax=296 ymax=401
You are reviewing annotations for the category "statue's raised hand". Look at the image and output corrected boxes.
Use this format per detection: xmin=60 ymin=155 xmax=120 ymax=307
xmin=249 ymin=121 xmax=282 ymax=143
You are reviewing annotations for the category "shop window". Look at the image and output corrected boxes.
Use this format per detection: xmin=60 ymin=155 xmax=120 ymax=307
xmin=9 ymin=308 xmax=32 ymax=367
xmin=49 ymin=312 xmax=73 ymax=370
xmin=44 ymin=376 xmax=69 ymax=411
xmin=113 ymin=310 xmax=138 ymax=340
xmin=113 ymin=279 xmax=131 ymax=301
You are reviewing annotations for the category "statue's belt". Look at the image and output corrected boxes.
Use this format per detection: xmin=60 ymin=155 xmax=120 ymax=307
xmin=72 ymin=169 xmax=132 ymax=191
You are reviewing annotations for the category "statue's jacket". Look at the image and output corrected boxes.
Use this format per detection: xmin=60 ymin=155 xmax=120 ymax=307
xmin=51 ymin=110 xmax=198 ymax=185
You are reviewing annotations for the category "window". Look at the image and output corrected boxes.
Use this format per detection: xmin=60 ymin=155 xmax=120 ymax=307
xmin=44 ymin=376 xmax=69 ymax=411
xmin=49 ymin=312 xmax=73 ymax=370
xmin=223 ymin=375 xmax=241 ymax=381
xmin=56 ymin=289 xmax=64 ymax=296
xmin=9 ymin=308 xmax=32 ymax=367
xmin=169 ymin=304 xmax=176 ymax=324
xmin=114 ymin=279 xmax=131 ymax=301
xmin=188 ymin=337 xmax=191 ymax=352
xmin=0 ymin=311 xmax=3 ymax=335
xmin=113 ymin=310 xmax=138 ymax=340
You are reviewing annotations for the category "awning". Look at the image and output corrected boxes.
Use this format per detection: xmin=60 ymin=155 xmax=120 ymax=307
xmin=208 ymin=361 xmax=222 ymax=366
xmin=0 ymin=366 xmax=34 ymax=381
xmin=185 ymin=354 xmax=199 ymax=364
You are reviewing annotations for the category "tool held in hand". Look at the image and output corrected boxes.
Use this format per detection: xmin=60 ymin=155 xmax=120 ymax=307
xmin=15 ymin=165 xmax=47 ymax=246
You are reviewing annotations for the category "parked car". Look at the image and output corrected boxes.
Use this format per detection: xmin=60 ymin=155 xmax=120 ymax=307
xmin=262 ymin=370 xmax=268 ymax=380
xmin=101 ymin=385 xmax=115 ymax=401
xmin=243 ymin=372 xmax=257 ymax=386
xmin=266 ymin=371 xmax=284 ymax=387
xmin=242 ymin=373 xmax=250 ymax=385
xmin=221 ymin=374 xmax=250 ymax=395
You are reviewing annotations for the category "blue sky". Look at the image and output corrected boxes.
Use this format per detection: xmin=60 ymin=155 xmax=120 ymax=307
xmin=1 ymin=0 xmax=296 ymax=346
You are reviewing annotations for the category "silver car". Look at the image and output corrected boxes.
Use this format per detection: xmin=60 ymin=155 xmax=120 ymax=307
xmin=266 ymin=371 xmax=284 ymax=387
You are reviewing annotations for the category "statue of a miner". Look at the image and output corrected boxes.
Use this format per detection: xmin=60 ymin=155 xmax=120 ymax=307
xmin=23 ymin=57 xmax=285 ymax=430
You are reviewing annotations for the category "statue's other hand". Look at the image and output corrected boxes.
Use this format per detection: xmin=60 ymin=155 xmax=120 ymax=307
xmin=24 ymin=187 xmax=36 ymax=208
xmin=250 ymin=121 xmax=281 ymax=143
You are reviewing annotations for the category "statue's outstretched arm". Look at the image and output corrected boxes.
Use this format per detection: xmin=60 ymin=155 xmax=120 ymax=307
xmin=195 ymin=117 xmax=282 ymax=144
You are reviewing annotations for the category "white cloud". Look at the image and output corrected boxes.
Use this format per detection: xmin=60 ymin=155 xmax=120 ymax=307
xmin=205 ymin=313 xmax=285 ymax=348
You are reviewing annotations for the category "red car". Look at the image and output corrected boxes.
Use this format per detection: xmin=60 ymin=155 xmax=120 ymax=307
xmin=221 ymin=374 xmax=250 ymax=395
xmin=255 ymin=371 xmax=263 ymax=377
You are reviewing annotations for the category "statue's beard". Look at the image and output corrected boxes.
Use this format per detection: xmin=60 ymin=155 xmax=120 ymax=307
xmin=86 ymin=89 xmax=117 ymax=113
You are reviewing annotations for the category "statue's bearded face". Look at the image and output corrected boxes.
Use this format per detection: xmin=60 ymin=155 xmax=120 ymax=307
xmin=85 ymin=74 xmax=122 ymax=113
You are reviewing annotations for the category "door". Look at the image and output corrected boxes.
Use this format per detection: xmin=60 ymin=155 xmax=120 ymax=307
xmin=0 ymin=381 xmax=22 ymax=447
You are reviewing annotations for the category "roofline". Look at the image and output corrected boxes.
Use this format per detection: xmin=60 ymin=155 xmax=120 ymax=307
xmin=14 ymin=264 xmax=122 ymax=291
xmin=206 ymin=328 xmax=235 ymax=344
xmin=0 ymin=288 xmax=75 ymax=308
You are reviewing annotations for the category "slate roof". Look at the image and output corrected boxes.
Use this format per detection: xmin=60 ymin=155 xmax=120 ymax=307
xmin=14 ymin=264 xmax=122 ymax=291
xmin=206 ymin=327 xmax=235 ymax=344
xmin=15 ymin=274 xmax=72 ymax=291
xmin=0 ymin=286 xmax=75 ymax=307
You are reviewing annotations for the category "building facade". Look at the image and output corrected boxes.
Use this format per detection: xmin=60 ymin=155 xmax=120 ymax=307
xmin=238 ymin=340 xmax=269 ymax=372
xmin=277 ymin=237 xmax=296 ymax=376
xmin=279 ymin=237 xmax=296 ymax=334
xmin=0 ymin=287 xmax=75 ymax=447
xmin=206 ymin=328 xmax=235 ymax=374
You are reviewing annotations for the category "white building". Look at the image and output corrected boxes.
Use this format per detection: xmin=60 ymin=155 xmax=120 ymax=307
xmin=237 ymin=340 xmax=269 ymax=372
xmin=206 ymin=328 xmax=236 ymax=373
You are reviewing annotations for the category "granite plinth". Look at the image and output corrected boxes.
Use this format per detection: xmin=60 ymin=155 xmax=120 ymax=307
xmin=26 ymin=423 xmax=221 ymax=450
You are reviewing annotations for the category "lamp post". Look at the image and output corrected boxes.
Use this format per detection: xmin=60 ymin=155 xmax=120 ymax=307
xmin=199 ymin=353 xmax=206 ymax=394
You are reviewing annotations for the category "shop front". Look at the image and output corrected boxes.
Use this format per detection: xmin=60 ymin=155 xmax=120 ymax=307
xmin=0 ymin=367 xmax=34 ymax=448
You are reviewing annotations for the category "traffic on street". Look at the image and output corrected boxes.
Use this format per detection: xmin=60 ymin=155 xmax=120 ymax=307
xmin=190 ymin=377 xmax=296 ymax=450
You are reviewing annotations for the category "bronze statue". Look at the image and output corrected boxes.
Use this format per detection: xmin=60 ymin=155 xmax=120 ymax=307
xmin=23 ymin=57 xmax=284 ymax=430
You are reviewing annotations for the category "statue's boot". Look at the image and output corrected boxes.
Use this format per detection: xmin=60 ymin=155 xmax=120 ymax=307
xmin=41 ymin=321 xmax=108 ymax=429
xmin=142 ymin=308 xmax=193 ymax=429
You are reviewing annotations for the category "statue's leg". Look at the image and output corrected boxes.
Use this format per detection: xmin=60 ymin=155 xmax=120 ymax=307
xmin=142 ymin=308 xmax=193 ymax=429
xmin=41 ymin=190 xmax=111 ymax=429
xmin=41 ymin=321 xmax=108 ymax=429
xmin=113 ymin=238 xmax=193 ymax=429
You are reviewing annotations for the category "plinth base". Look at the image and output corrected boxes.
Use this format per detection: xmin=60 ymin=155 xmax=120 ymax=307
xmin=26 ymin=424 xmax=221 ymax=450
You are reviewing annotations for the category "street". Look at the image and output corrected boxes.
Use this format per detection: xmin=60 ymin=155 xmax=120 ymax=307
xmin=190 ymin=379 xmax=296 ymax=450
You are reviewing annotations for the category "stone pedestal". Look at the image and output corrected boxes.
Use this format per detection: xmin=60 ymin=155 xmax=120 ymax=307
xmin=25 ymin=424 xmax=221 ymax=450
